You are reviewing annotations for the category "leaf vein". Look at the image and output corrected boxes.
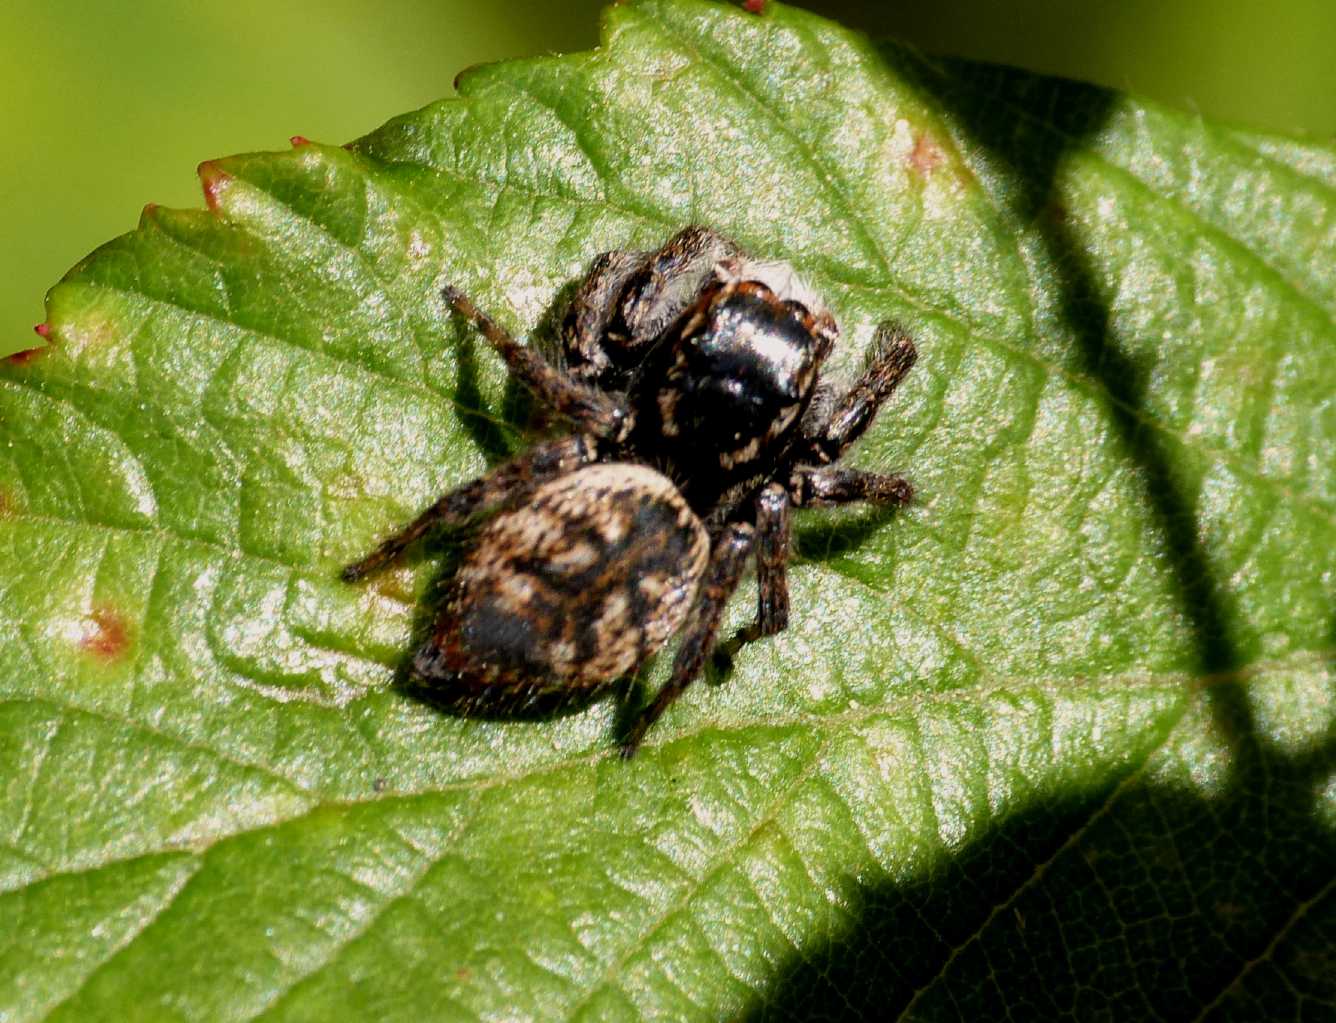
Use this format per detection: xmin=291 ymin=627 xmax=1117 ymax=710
xmin=638 ymin=6 xmax=896 ymax=282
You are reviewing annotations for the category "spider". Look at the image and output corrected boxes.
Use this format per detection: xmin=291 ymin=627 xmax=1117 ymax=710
xmin=342 ymin=227 xmax=917 ymax=757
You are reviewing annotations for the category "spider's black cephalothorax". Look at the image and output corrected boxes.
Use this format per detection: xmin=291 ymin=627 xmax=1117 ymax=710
xmin=343 ymin=227 xmax=917 ymax=756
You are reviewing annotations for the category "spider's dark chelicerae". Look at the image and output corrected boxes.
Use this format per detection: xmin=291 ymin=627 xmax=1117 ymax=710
xmin=342 ymin=227 xmax=917 ymax=757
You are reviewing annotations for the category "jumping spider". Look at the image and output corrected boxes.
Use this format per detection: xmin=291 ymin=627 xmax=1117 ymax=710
xmin=342 ymin=227 xmax=917 ymax=757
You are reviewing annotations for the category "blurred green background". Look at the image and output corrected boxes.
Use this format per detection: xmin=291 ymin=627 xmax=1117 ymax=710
xmin=5 ymin=0 xmax=1333 ymax=359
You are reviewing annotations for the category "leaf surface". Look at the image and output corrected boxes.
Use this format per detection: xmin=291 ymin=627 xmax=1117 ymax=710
xmin=2 ymin=2 xmax=1333 ymax=1019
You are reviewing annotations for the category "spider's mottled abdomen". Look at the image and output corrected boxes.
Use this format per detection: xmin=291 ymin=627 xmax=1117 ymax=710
xmin=414 ymin=464 xmax=709 ymax=694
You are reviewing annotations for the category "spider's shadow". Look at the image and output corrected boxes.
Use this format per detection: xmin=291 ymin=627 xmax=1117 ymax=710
xmin=794 ymin=506 xmax=897 ymax=562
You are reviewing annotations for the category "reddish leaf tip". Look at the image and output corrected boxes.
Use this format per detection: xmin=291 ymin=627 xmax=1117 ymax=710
xmin=7 ymin=345 xmax=45 ymax=365
xmin=197 ymin=160 xmax=231 ymax=211
xmin=13 ymin=321 xmax=53 ymax=363
xmin=289 ymin=135 xmax=311 ymax=147
xmin=81 ymin=606 xmax=133 ymax=661
xmin=743 ymin=0 xmax=766 ymax=12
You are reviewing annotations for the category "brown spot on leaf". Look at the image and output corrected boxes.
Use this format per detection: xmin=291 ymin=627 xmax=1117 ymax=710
xmin=197 ymin=160 xmax=231 ymax=211
xmin=289 ymin=135 xmax=311 ymax=147
xmin=909 ymin=132 xmax=945 ymax=176
xmin=743 ymin=0 xmax=766 ymax=12
xmin=81 ymin=606 xmax=133 ymax=662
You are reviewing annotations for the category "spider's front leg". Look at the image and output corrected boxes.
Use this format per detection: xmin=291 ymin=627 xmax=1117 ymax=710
xmin=620 ymin=521 xmax=754 ymax=758
xmin=562 ymin=226 xmax=739 ymax=387
xmin=804 ymin=321 xmax=917 ymax=463
xmin=791 ymin=466 xmax=913 ymax=510
xmin=561 ymin=248 xmax=649 ymax=384
xmin=444 ymin=286 xmax=632 ymax=442
xmin=341 ymin=433 xmax=599 ymax=581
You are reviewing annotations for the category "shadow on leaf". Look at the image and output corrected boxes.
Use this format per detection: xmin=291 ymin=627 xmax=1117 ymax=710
xmin=746 ymin=46 xmax=1336 ymax=1020
xmin=751 ymin=727 xmax=1336 ymax=1020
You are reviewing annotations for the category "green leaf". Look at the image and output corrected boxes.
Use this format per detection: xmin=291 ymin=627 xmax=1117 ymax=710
xmin=3 ymin=1 xmax=1334 ymax=1019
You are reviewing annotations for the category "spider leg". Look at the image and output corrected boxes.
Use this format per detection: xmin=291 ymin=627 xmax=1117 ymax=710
xmin=806 ymin=322 xmax=916 ymax=462
xmin=791 ymin=466 xmax=913 ymax=509
xmin=754 ymin=482 xmax=791 ymax=637
xmin=341 ymin=433 xmax=599 ymax=581
xmin=641 ymin=224 xmax=737 ymax=272
xmin=620 ymin=521 xmax=754 ymax=758
xmin=444 ymin=286 xmax=632 ymax=442
xmin=623 ymin=226 xmax=740 ymax=342
xmin=716 ymin=481 xmax=791 ymax=658
xmin=561 ymin=248 xmax=647 ymax=382
xmin=563 ymin=227 xmax=739 ymax=387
